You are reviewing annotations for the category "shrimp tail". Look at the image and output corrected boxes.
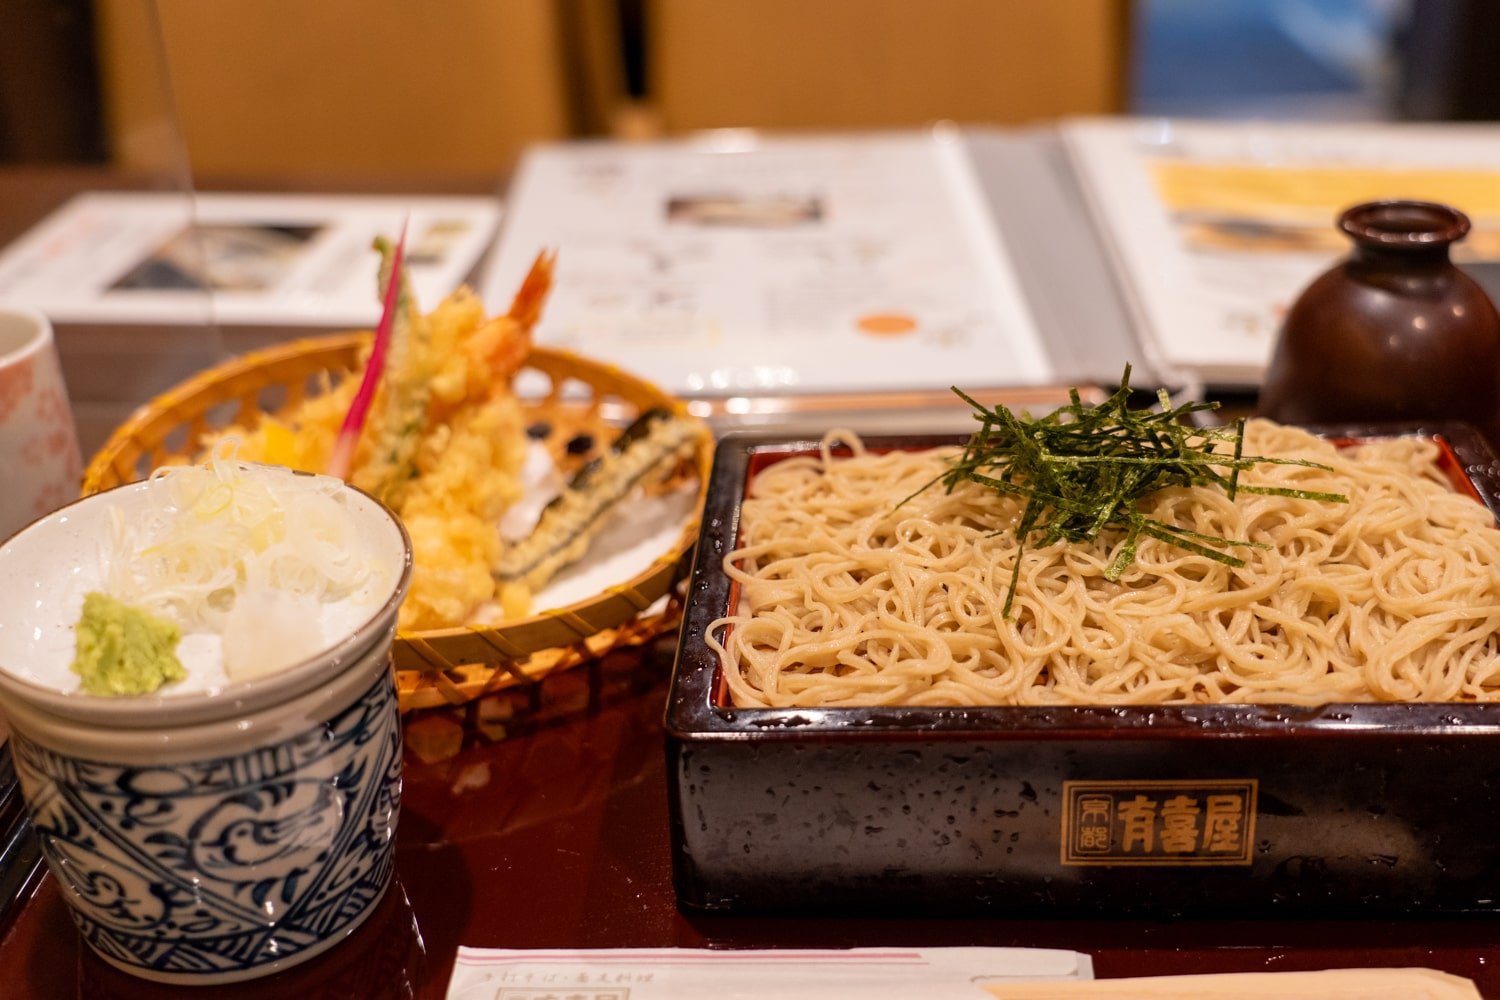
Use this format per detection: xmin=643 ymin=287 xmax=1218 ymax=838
xmin=471 ymin=249 xmax=556 ymax=388
xmin=507 ymin=248 xmax=556 ymax=333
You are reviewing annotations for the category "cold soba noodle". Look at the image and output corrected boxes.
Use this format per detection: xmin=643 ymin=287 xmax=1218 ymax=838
xmin=708 ymin=422 xmax=1500 ymax=707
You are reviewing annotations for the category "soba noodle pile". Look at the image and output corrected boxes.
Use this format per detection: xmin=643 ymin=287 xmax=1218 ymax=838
xmin=709 ymin=421 xmax=1500 ymax=707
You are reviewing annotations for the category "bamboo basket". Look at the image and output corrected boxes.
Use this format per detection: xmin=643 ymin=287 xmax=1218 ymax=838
xmin=82 ymin=334 xmax=712 ymax=712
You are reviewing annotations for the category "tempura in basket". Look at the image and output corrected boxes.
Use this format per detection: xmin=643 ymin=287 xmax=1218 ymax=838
xmin=219 ymin=246 xmax=556 ymax=630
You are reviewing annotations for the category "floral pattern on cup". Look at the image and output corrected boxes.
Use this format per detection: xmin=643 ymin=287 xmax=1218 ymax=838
xmin=0 ymin=310 xmax=81 ymax=536
xmin=0 ymin=360 xmax=35 ymax=422
xmin=10 ymin=670 xmax=403 ymax=980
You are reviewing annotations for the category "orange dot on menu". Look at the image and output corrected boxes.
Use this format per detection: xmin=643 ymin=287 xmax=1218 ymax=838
xmin=856 ymin=312 xmax=918 ymax=336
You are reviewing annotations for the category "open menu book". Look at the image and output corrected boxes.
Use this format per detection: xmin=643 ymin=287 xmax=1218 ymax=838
xmin=480 ymin=129 xmax=1059 ymax=399
xmin=486 ymin=120 xmax=1500 ymax=399
xmin=1061 ymin=117 xmax=1500 ymax=387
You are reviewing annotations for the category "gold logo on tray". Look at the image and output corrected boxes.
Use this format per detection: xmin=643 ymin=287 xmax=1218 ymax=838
xmin=1061 ymin=780 xmax=1258 ymax=866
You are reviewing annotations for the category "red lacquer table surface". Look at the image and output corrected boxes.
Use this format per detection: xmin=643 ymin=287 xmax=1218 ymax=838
xmin=3 ymin=639 xmax=1500 ymax=999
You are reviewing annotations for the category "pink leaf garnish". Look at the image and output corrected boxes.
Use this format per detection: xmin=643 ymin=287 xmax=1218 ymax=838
xmin=326 ymin=221 xmax=408 ymax=480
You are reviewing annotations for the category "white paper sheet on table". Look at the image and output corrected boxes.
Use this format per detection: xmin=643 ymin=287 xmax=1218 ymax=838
xmin=445 ymin=947 xmax=1092 ymax=999
xmin=0 ymin=192 xmax=500 ymax=326
xmin=483 ymin=129 xmax=1052 ymax=397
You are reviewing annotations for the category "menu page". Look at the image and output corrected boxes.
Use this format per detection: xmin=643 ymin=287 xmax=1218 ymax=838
xmin=0 ymin=193 xmax=500 ymax=326
xmin=481 ymin=130 xmax=1052 ymax=397
xmin=1061 ymin=118 xmax=1500 ymax=385
xmin=445 ymin=947 xmax=1092 ymax=999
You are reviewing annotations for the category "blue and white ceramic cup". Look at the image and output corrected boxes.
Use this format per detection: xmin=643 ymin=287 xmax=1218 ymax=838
xmin=0 ymin=476 xmax=412 ymax=984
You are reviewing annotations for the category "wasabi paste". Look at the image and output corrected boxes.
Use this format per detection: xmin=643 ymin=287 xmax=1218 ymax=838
xmin=70 ymin=591 xmax=185 ymax=696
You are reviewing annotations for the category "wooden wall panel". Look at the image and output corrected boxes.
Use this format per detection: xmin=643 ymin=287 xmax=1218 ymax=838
xmin=95 ymin=0 xmax=572 ymax=179
xmin=94 ymin=0 xmax=1130 ymax=178
xmin=649 ymin=0 xmax=1129 ymax=132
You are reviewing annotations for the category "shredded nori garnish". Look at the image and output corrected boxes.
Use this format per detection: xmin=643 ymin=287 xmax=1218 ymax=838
xmin=903 ymin=365 xmax=1348 ymax=618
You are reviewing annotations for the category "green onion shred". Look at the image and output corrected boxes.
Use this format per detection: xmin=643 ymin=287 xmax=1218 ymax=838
xmin=904 ymin=366 xmax=1348 ymax=618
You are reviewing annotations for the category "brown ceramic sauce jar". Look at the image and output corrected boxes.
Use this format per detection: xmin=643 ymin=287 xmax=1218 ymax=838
xmin=1258 ymin=200 xmax=1500 ymax=448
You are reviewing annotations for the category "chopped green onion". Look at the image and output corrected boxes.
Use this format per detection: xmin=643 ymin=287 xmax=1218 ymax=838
xmin=906 ymin=366 xmax=1348 ymax=617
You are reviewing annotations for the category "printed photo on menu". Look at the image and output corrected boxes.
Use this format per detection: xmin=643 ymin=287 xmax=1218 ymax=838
xmin=665 ymin=193 xmax=824 ymax=228
xmin=109 ymin=224 xmax=324 ymax=293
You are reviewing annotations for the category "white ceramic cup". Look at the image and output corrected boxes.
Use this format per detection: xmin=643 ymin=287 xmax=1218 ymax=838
xmin=0 ymin=309 xmax=81 ymax=540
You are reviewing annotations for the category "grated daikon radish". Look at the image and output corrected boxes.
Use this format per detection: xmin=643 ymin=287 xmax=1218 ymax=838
xmin=101 ymin=442 xmax=382 ymax=682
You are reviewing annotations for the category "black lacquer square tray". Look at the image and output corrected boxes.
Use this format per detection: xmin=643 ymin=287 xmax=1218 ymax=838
xmin=666 ymin=422 xmax=1500 ymax=916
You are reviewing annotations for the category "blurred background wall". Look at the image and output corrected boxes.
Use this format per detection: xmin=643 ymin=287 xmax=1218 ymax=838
xmin=94 ymin=0 xmax=575 ymax=179
xmin=645 ymin=0 xmax=1127 ymax=132
xmin=8 ymin=0 xmax=1128 ymax=179
xmin=2 ymin=0 xmax=1499 ymax=179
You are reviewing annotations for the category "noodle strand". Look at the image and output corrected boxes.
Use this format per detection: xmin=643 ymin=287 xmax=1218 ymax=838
xmin=709 ymin=422 xmax=1500 ymax=707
